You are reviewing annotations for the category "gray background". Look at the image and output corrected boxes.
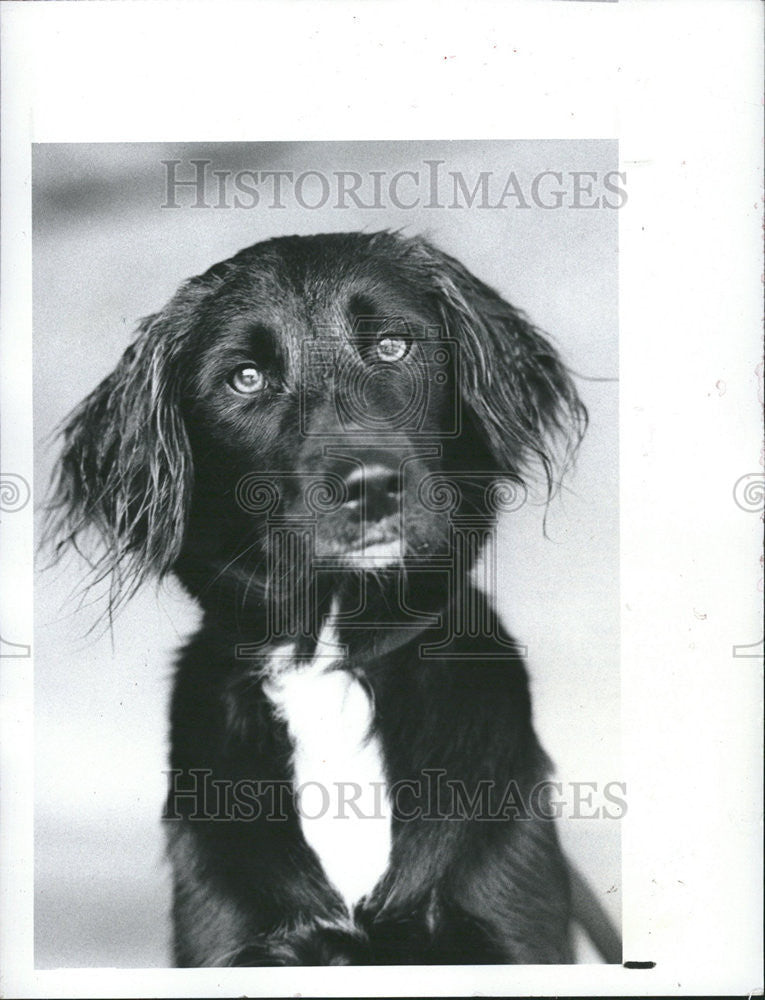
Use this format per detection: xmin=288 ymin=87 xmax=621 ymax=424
xmin=33 ymin=141 xmax=619 ymax=967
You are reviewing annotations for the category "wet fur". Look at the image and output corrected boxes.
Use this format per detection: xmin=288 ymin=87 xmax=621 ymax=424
xmin=48 ymin=231 xmax=588 ymax=965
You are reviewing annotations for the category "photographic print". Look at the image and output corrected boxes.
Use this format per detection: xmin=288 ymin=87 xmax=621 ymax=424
xmin=1 ymin=3 xmax=762 ymax=998
xmin=33 ymin=141 xmax=620 ymax=969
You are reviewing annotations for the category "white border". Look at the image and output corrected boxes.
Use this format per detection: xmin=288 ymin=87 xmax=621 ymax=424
xmin=1 ymin=1 xmax=763 ymax=997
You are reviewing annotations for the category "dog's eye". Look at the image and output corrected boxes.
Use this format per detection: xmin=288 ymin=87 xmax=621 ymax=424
xmin=229 ymin=364 xmax=267 ymax=394
xmin=376 ymin=336 xmax=409 ymax=362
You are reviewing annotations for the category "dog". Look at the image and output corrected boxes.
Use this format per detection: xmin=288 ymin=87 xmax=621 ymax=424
xmin=49 ymin=230 xmax=615 ymax=966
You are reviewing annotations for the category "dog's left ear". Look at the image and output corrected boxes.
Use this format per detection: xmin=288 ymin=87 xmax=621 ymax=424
xmin=45 ymin=286 xmax=205 ymax=608
xmin=411 ymin=238 xmax=587 ymax=493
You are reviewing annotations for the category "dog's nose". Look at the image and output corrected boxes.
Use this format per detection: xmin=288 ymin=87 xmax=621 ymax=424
xmin=342 ymin=465 xmax=402 ymax=522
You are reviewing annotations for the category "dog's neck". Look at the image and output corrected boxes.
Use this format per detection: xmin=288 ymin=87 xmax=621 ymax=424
xmin=197 ymin=563 xmax=471 ymax=661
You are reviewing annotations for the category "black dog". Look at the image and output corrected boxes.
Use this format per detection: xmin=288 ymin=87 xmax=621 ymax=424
xmin=50 ymin=230 xmax=603 ymax=966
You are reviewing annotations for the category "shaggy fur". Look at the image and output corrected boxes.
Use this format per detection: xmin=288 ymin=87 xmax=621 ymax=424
xmin=48 ymin=231 xmax=599 ymax=966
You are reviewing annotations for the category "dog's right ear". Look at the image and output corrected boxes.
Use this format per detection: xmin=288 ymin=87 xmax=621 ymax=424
xmin=46 ymin=296 xmax=200 ymax=608
xmin=404 ymin=236 xmax=587 ymax=496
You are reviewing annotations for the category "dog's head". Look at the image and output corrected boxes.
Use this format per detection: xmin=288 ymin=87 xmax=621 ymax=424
xmin=48 ymin=231 xmax=585 ymax=623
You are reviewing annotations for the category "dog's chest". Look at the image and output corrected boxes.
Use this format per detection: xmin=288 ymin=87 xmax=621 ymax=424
xmin=262 ymin=625 xmax=391 ymax=911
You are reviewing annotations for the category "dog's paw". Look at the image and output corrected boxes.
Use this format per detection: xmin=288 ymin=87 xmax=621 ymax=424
xmin=230 ymin=920 xmax=371 ymax=966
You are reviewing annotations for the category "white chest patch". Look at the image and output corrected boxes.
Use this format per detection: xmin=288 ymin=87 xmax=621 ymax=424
xmin=262 ymin=620 xmax=391 ymax=911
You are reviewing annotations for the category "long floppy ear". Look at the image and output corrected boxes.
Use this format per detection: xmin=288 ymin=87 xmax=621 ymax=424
xmin=46 ymin=299 xmax=198 ymax=609
xmin=410 ymin=237 xmax=587 ymax=494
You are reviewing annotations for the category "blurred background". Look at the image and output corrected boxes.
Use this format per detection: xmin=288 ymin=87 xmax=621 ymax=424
xmin=33 ymin=140 xmax=619 ymax=967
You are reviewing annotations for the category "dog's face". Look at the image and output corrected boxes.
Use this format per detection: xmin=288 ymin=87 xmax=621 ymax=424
xmin=183 ymin=237 xmax=456 ymax=570
xmin=49 ymin=231 xmax=585 ymax=621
